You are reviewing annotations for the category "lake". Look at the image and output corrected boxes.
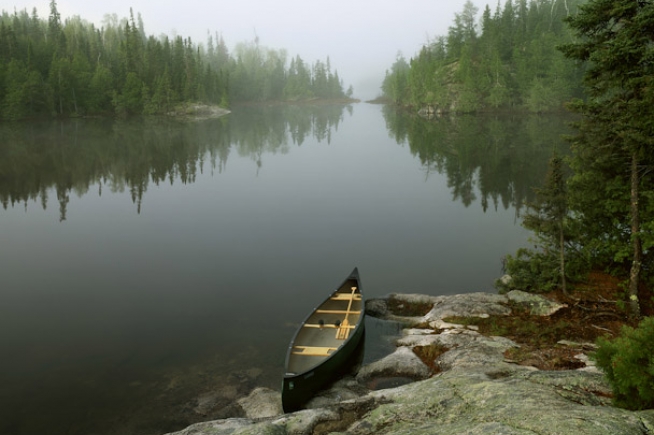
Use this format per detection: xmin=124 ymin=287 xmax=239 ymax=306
xmin=0 ymin=103 xmax=571 ymax=435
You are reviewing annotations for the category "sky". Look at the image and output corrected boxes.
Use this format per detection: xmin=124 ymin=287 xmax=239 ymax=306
xmin=5 ymin=0 xmax=491 ymax=99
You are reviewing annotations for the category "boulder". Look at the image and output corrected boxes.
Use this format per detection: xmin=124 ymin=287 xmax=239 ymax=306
xmin=364 ymin=298 xmax=389 ymax=318
xmin=424 ymin=292 xmax=511 ymax=322
xmin=507 ymin=289 xmax=568 ymax=316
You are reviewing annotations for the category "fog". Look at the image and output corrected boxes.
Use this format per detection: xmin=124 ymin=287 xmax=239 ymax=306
xmin=7 ymin=0 xmax=490 ymax=100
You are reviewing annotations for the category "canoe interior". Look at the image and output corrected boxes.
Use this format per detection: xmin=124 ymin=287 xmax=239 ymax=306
xmin=286 ymin=277 xmax=363 ymax=375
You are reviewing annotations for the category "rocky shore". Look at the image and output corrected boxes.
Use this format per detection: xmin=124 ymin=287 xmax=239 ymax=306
xmin=166 ymin=103 xmax=231 ymax=121
xmin=165 ymin=291 xmax=654 ymax=435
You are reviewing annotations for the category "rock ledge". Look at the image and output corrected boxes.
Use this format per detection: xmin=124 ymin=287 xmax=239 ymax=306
xmin=165 ymin=292 xmax=654 ymax=435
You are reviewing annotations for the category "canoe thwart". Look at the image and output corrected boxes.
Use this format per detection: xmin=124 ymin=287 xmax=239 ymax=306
xmin=315 ymin=309 xmax=361 ymax=314
xmin=330 ymin=294 xmax=362 ymax=301
xmin=292 ymin=346 xmax=338 ymax=357
xmin=303 ymin=323 xmax=355 ymax=329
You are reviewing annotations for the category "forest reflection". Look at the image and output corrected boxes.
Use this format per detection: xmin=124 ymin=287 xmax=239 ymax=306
xmin=382 ymin=106 xmax=572 ymax=213
xmin=0 ymin=104 xmax=350 ymax=220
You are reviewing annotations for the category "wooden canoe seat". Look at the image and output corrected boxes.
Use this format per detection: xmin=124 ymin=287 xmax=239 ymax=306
xmin=303 ymin=323 xmax=355 ymax=329
xmin=331 ymin=294 xmax=362 ymax=301
xmin=292 ymin=346 xmax=337 ymax=356
xmin=315 ymin=309 xmax=361 ymax=314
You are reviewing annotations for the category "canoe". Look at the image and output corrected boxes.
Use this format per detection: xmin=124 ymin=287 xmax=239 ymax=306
xmin=282 ymin=267 xmax=365 ymax=412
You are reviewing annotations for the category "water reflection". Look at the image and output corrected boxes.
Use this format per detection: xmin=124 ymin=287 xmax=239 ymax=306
xmin=382 ymin=106 xmax=572 ymax=212
xmin=0 ymin=103 xmax=574 ymax=435
xmin=0 ymin=104 xmax=350 ymax=220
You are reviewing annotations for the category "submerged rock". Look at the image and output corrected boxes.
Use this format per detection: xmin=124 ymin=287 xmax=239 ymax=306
xmin=237 ymin=387 xmax=282 ymax=419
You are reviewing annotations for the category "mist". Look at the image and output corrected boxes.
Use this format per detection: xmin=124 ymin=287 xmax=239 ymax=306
xmin=7 ymin=0 xmax=490 ymax=100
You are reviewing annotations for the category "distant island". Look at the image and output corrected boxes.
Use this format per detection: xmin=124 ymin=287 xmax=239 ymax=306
xmin=0 ymin=2 xmax=353 ymax=120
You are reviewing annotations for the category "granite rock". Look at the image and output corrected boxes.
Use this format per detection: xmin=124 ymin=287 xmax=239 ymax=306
xmin=165 ymin=291 xmax=654 ymax=435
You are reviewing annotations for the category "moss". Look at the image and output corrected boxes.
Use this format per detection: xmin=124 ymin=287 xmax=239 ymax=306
xmin=412 ymin=343 xmax=450 ymax=373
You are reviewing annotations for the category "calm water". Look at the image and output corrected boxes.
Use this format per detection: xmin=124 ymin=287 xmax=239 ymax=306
xmin=0 ymin=104 xmax=571 ymax=434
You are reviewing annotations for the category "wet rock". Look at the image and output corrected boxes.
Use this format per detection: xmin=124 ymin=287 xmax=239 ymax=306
xmin=237 ymin=387 xmax=282 ymax=419
xmin=507 ymin=289 xmax=568 ymax=316
xmin=306 ymin=377 xmax=369 ymax=409
xmin=191 ymin=367 xmax=266 ymax=420
xmin=364 ymin=298 xmax=388 ymax=318
xmin=356 ymin=346 xmax=430 ymax=383
xmin=193 ymin=385 xmax=245 ymax=419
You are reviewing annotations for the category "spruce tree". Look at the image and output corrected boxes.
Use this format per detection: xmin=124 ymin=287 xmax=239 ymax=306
xmin=559 ymin=0 xmax=654 ymax=317
xmin=522 ymin=154 xmax=569 ymax=295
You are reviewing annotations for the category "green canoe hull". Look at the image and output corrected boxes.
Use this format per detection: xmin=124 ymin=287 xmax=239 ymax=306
xmin=282 ymin=268 xmax=365 ymax=412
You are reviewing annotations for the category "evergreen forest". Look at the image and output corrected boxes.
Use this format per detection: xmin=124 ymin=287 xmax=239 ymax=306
xmin=0 ymin=1 xmax=351 ymax=120
xmin=381 ymin=0 xmax=586 ymax=113
xmin=381 ymin=0 xmax=654 ymax=327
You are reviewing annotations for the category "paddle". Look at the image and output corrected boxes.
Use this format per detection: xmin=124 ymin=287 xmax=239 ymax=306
xmin=336 ymin=286 xmax=357 ymax=340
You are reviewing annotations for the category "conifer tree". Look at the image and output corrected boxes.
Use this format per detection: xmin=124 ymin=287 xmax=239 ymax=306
xmin=0 ymin=5 xmax=349 ymax=118
xmin=559 ymin=0 xmax=654 ymax=317
xmin=382 ymin=0 xmax=584 ymax=113
xmin=522 ymin=154 xmax=569 ymax=295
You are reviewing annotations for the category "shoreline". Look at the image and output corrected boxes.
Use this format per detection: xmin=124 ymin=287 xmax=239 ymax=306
xmin=165 ymin=290 xmax=651 ymax=435
xmin=230 ymin=97 xmax=360 ymax=107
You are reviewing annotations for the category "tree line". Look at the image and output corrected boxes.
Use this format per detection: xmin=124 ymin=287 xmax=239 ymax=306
xmin=0 ymin=1 xmax=351 ymax=120
xmin=381 ymin=0 xmax=586 ymax=113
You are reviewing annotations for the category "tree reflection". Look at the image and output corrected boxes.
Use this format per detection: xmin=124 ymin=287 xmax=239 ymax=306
xmin=382 ymin=106 xmax=572 ymax=213
xmin=0 ymin=104 xmax=348 ymax=219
